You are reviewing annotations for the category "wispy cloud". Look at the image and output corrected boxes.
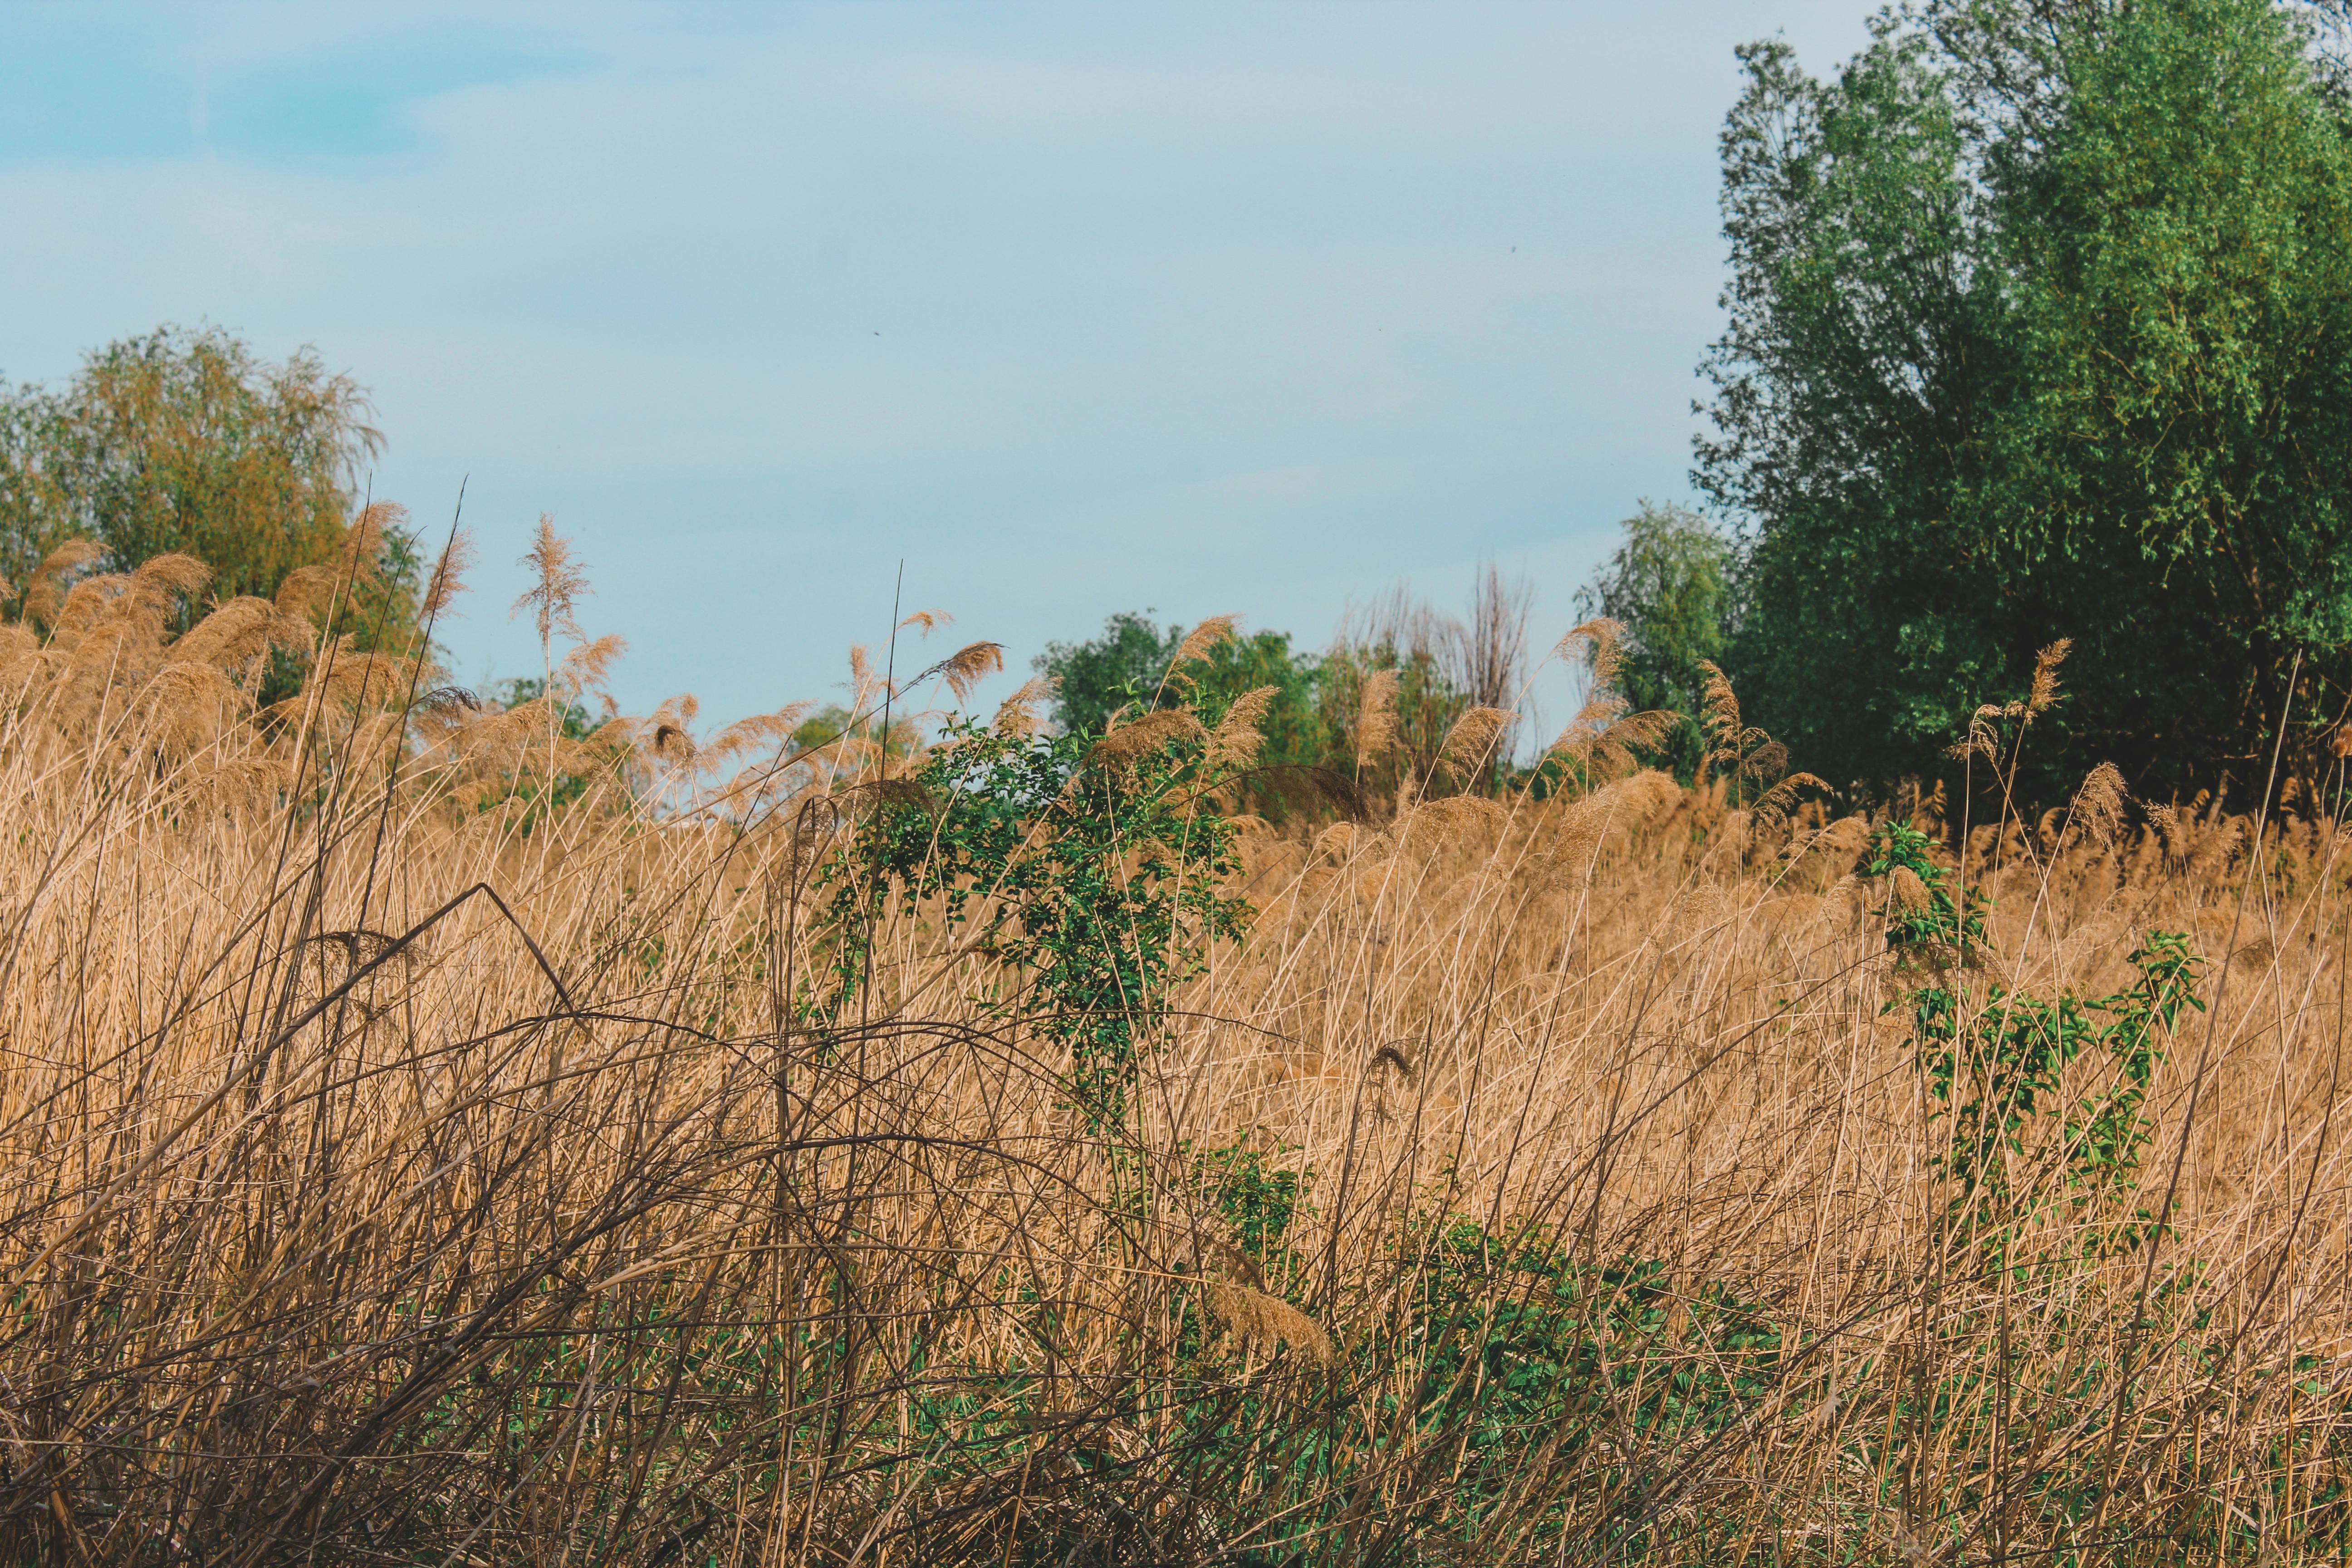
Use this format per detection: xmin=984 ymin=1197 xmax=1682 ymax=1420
xmin=0 ymin=0 xmax=1878 ymax=724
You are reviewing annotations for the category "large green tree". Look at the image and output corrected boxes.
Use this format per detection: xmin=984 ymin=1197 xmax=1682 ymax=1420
xmin=1701 ymin=0 xmax=2352 ymax=797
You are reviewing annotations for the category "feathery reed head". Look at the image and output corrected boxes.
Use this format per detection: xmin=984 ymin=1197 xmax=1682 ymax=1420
xmin=701 ymin=701 xmax=814 ymax=769
xmin=1088 ymin=708 xmax=1205 ymax=772
xmin=422 ymin=528 xmax=475 ymax=622
xmin=1436 ymin=705 xmax=1514 ymax=783
xmin=513 ymin=514 xmax=589 ymax=650
xmin=1164 ymin=614 xmax=1240 ymax=689
xmin=273 ymin=564 xmax=339 ymax=627
xmin=928 ymin=640 xmax=1004 ymax=704
xmin=647 ymin=695 xmax=701 ymax=765
xmin=1394 ymin=791 xmax=1509 ymax=855
xmin=416 ymin=685 xmax=482 ymax=719
xmin=559 ymin=632 xmax=628 ymax=696
xmin=342 ymin=501 xmax=406 ymax=582
xmin=2071 ymin=760 xmax=2129 ymax=846
xmin=1204 ymin=1281 xmax=1334 ymax=1365
xmin=1558 ymin=617 xmax=1625 ymax=687
xmin=1696 ymin=659 xmax=1740 ymax=749
xmin=19 ymin=538 xmax=103 ymax=624
xmin=978 ymin=677 xmax=1054 ymax=743
xmin=2028 ymin=637 xmax=2072 ymax=714
xmin=1946 ymin=706 xmax=2002 ymax=764
xmin=1354 ymin=666 xmax=1401 ymax=774
xmin=129 ymin=552 xmax=211 ymax=610
xmin=1206 ymin=685 xmax=1278 ymax=769
xmin=167 ymin=596 xmax=280 ymax=670
xmin=1748 ymin=770 xmax=1829 ymax=834
xmin=993 ymin=675 xmax=1055 ymax=739
xmin=53 ymin=571 xmax=129 ymax=642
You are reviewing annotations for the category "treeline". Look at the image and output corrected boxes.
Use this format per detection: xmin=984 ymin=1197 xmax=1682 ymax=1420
xmin=16 ymin=0 xmax=2352 ymax=809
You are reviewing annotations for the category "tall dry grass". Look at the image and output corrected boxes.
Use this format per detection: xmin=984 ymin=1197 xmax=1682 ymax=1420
xmin=0 ymin=531 xmax=2349 ymax=1563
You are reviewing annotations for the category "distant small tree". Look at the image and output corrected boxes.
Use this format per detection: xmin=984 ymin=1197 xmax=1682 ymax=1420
xmin=1189 ymin=628 xmax=1323 ymax=770
xmin=1037 ymin=611 xmax=1337 ymax=817
xmin=0 ymin=325 xmax=418 ymax=650
xmin=1039 ymin=583 xmax=1534 ymax=814
xmin=1035 ymin=611 xmax=1186 ymax=738
xmin=1574 ymin=500 xmax=1735 ymax=776
xmin=1035 ymin=614 xmax=1329 ymax=752
xmin=786 ymin=703 xmax=920 ymax=768
xmin=494 ymin=676 xmax=602 ymax=741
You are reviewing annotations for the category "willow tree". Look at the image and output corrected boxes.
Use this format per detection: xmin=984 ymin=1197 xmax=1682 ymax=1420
xmin=0 ymin=325 xmax=418 ymax=646
xmin=1701 ymin=0 xmax=2352 ymax=796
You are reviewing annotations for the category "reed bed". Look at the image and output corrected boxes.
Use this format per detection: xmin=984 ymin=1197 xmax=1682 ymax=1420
xmin=1 ymin=534 xmax=2350 ymax=1564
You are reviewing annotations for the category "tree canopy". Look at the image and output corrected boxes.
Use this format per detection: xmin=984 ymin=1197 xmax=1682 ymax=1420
xmin=0 ymin=325 xmax=419 ymax=647
xmin=1034 ymin=611 xmax=1333 ymax=811
xmin=1700 ymin=0 xmax=2352 ymax=797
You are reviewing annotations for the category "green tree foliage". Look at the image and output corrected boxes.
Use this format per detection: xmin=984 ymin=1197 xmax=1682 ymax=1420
xmin=0 ymin=325 xmax=419 ymax=647
xmin=1036 ymin=612 xmax=1334 ymax=813
xmin=1186 ymin=627 xmax=1323 ymax=767
xmin=1313 ymin=575 xmax=1527 ymax=798
xmin=1700 ymin=0 xmax=2352 ymax=796
xmin=784 ymin=703 xmax=919 ymax=765
xmin=1573 ymin=501 xmax=1735 ymax=776
xmin=1314 ymin=639 xmax=1467 ymax=790
xmin=1034 ymin=611 xmax=1184 ymax=737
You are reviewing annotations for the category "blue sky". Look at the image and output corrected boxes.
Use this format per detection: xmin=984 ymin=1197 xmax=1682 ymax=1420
xmin=0 ymin=1 xmax=1876 ymax=733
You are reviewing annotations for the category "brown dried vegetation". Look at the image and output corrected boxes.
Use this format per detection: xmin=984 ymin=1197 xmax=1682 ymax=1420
xmin=0 ymin=538 xmax=2349 ymax=1563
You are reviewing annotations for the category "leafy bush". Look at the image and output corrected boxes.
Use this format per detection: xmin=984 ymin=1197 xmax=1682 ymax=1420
xmin=1871 ymin=818 xmax=2205 ymax=1260
xmin=810 ymin=704 xmax=1252 ymax=1133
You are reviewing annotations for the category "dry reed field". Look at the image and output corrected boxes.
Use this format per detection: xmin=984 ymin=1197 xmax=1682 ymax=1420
xmin=4 ymin=521 xmax=2352 ymax=1565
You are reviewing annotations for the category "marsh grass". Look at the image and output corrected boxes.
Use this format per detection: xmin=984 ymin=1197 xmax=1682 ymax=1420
xmin=0 ymin=531 xmax=2349 ymax=1563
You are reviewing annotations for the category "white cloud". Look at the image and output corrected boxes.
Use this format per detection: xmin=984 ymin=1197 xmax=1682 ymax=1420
xmin=0 ymin=0 xmax=1881 ymax=723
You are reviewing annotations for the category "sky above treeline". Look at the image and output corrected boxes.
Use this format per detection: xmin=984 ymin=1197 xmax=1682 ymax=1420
xmin=0 ymin=1 xmax=1875 ymax=734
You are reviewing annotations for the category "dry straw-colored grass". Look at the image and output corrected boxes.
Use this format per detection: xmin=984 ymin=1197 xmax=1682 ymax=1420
xmin=0 ymin=531 xmax=2350 ymax=1564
